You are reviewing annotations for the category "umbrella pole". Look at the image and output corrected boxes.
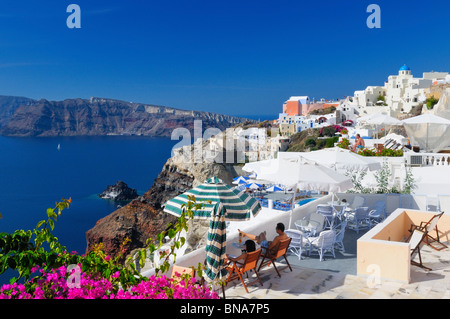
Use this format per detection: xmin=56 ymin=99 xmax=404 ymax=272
xmin=288 ymin=190 xmax=295 ymax=229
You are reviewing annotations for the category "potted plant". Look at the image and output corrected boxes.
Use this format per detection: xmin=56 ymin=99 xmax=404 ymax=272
xmin=340 ymin=129 xmax=348 ymax=138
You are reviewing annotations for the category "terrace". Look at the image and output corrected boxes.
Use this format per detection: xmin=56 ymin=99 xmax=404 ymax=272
xmin=142 ymin=192 xmax=450 ymax=299
xmin=223 ymin=207 xmax=450 ymax=299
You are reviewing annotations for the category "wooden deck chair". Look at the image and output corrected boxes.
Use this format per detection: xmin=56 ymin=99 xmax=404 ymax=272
xmin=383 ymin=139 xmax=394 ymax=148
xmin=225 ymin=249 xmax=263 ymax=294
xmin=409 ymin=229 xmax=432 ymax=271
xmin=409 ymin=212 xmax=447 ymax=251
xmin=170 ymin=265 xmax=196 ymax=285
xmin=257 ymin=237 xmax=292 ymax=277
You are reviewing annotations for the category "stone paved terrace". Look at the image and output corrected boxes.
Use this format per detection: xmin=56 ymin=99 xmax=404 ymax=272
xmin=222 ymin=239 xmax=450 ymax=299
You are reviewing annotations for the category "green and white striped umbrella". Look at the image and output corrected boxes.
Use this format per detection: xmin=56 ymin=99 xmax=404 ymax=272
xmin=163 ymin=176 xmax=261 ymax=221
xmin=204 ymin=202 xmax=228 ymax=281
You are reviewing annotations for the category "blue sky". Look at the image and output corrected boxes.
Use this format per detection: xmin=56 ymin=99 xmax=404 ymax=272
xmin=0 ymin=0 xmax=449 ymax=117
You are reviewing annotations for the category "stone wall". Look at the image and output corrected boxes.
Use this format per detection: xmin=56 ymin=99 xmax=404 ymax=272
xmin=427 ymin=83 xmax=450 ymax=99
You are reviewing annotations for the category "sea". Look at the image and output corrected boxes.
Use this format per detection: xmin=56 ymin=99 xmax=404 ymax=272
xmin=0 ymin=116 xmax=271 ymax=284
xmin=0 ymin=136 xmax=179 ymax=258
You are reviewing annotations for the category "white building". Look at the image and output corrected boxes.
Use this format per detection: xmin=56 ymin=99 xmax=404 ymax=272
xmin=433 ymin=74 xmax=450 ymax=84
xmin=278 ymin=112 xmax=336 ymax=135
xmin=336 ymin=100 xmax=360 ymax=123
xmin=352 ymin=65 xmax=449 ymax=116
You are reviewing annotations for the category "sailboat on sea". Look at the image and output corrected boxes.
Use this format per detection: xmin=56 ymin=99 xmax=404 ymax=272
xmin=57 ymin=144 xmax=61 ymax=151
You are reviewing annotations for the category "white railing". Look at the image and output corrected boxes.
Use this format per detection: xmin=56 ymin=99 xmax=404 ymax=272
xmin=335 ymin=193 xmax=448 ymax=215
xmin=405 ymin=152 xmax=450 ymax=167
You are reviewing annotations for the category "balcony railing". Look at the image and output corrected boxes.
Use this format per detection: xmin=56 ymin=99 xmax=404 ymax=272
xmin=405 ymin=152 xmax=450 ymax=167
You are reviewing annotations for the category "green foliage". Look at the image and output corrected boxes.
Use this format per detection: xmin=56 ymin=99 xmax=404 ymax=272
xmin=357 ymin=148 xmax=377 ymax=157
xmin=337 ymin=138 xmax=350 ymax=149
xmin=402 ymin=167 xmax=417 ymax=194
xmin=345 ymin=161 xmax=417 ymax=195
xmin=374 ymin=161 xmax=391 ymax=194
xmin=315 ymin=139 xmax=327 ymax=149
xmin=325 ymin=136 xmax=339 ymax=148
xmin=0 ymin=196 xmax=206 ymax=291
xmin=304 ymin=138 xmax=316 ymax=147
xmin=320 ymin=126 xmax=336 ymax=137
xmin=0 ymin=199 xmax=74 ymax=283
xmin=126 ymin=194 xmax=206 ymax=276
xmin=344 ymin=169 xmax=372 ymax=194
xmin=357 ymin=148 xmax=403 ymax=157
xmin=426 ymin=97 xmax=439 ymax=110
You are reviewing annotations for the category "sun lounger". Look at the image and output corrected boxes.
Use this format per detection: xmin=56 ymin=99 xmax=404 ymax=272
xmin=409 ymin=229 xmax=432 ymax=271
xmin=408 ymin=212 xmax=448 ymax=251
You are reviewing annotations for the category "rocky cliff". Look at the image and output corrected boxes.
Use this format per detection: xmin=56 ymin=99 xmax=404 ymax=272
xmin=0 ymin=95 xmax=35 ymax=128
xmin=0 ymin=96 xmax=250 ymax=137
xmin=98 ymin=181 xmax=139 ymax=201
xmin=85 ymin=136 xmax=244 ymax=259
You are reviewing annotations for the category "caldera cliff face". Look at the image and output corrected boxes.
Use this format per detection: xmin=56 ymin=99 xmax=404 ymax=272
xmin=85 ymin=137 xmax=244 ymax=259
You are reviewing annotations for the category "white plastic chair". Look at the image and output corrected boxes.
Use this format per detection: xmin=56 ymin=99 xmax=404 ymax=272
xmin=334 ymin=220 xmax=347 ymax=252
xmin=294 ymin=212 xmax=325 ymax=237
xmin=345 ymin=196 xmax=366 ymax=213
xmin=332 ymin=204 xmax=346 ymax=219
xmin=308 ymin=230 xmax=336 ymax=261
xmin=368 ymin=201 xmax=386 ymax=227
xmin=347 ymin=207 xmax=370 ymax=233
xmin=316 ymin=205 xmax=334 ymax=229
xmin=285 ymin=229 xmax=306 ymax=260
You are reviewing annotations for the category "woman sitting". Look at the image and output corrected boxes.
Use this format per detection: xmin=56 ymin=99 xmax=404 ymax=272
xmin=225 ymin=239 xmax=256 ymax=263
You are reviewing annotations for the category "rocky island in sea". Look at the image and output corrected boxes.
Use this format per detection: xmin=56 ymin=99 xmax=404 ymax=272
xmin=98 ymin=181 xmax=139 ymax=201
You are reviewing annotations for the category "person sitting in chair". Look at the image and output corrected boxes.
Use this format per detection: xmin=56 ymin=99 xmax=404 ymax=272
xmin=225 ymin=239 xmax=256 ymax=263
xmin=238 ymin=223 xmax=288 ymax=255
xmin=352 ymin=134 xmax=365 ymax=152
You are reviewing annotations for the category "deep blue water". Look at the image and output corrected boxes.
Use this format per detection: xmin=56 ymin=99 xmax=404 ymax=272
xmin=234 ymin=114 xmax=276 ymax=122
xmin=0 ymin=136 xmax=178 ymax=257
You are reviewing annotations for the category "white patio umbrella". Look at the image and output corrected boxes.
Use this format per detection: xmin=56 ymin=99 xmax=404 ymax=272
xmin=246 ymin=182 xmax=262 ymax=190
xmin=256 ymin=157 xmax=353 ymax=192
xmin=255 ymin=157 xmax=353 ymax=228
xmin=300 ymin=147 xmax=381 ymax=173
xmin=232 ymin=176 xmax=249 ymax=184
xmin=248 ymin=172 xmax=257 ymax=179
xmin=357 ymin=112 xmax=383 ymax=124
xmin=364 ymin=114 xmax=402 ymax=139
xmin=242 ymin=158 xmax=277 ymax=177
xmin=402 ymin=114 xmax=450 ymax=152
xmin=365 ymin=114 xmax=402 ymax=126
xmin=266 ymin=185 xmax=283 ymax=192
